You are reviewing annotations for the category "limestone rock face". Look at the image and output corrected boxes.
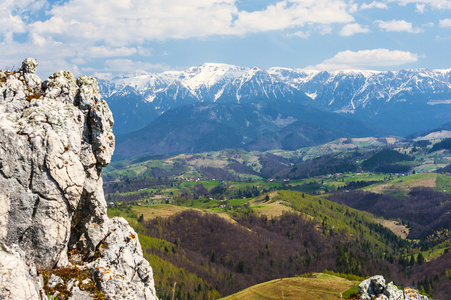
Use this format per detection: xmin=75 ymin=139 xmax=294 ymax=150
xmin=0 ymin=244 xmax=46 ymax=300
xmin=87 ymin=218 xmax=156 ymax=299
xmin=358 ymin=275 xmax=428 ymax=300
xmin=0 ymin=59 xmax=157 ymax=300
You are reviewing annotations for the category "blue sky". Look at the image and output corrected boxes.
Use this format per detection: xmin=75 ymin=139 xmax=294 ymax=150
xmin=1 ymin=0 xmax=451 ymax=78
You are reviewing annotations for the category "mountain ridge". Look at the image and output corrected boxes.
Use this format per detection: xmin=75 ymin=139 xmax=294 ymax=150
xmin=98 ymin=64 xmax=451 ymax=136
xmin=113 ymin=100 xmax=379 ymax=160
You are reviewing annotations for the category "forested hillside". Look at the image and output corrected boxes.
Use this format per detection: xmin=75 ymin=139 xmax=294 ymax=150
xmin=104 ymin=135 xmax=451 ymax=299
xmin=108 ymin=189 xmax=451 ymax=299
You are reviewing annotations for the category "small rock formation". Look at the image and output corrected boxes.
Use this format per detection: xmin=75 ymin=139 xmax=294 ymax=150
xmin=0 ymin=59 xmax=157 ymax=299
xmin=358 ymin=275 xmax=428 ymax=300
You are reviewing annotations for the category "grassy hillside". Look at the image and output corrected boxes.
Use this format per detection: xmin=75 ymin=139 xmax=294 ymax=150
xmin=221 ymin=274 xmax=358 ymax=300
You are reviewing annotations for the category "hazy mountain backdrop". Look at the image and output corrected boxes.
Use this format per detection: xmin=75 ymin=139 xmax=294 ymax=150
xmin=98 ymin=64 xmax=451 ymax=158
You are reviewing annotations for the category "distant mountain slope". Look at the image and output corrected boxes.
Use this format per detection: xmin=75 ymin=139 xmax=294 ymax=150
xmin=407 ymin=122 xmax=451 ymax=140
xmin=328 ymin=187 xmax=451 ymax=239
xmin=113 ymin=100 xmax=378 ymax=159
xmin=99 ymin=64 xmax=451 ymax=135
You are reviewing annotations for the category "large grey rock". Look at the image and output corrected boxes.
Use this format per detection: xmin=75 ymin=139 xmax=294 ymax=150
xmin=385 ymin=281 xmax=404 ymax=300
xmin=87 ymin=217 xmax=157 ymax=299
xmin=0 ymin=59 xmax=157 ymax=300
xmin=358 ymin=278 xmax=372 ymax=300
xmin=371 ymin=275 xmax=386 ymax=295
xmin=358 ymin=275 xmax=428 ymax=300
xmin=69 ymin=286 xmax=94 ymax=300
xmin=0 ymin=244 xmax=46 ymax=300
xmin=48 ymin=274 xmax=64 ymax=288
xmin=359 ymin=275 xmax=386 ymax=299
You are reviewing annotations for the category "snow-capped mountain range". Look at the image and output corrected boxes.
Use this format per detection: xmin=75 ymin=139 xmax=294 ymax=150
xmin=98 ymin=64 xmax=451 ymax=135
xmin=99 ymin=63 xmax=307 ymax=109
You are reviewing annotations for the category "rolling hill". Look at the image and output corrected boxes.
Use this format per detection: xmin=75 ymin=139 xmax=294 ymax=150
xmin=221 ymin=275 xmax=358 ymax=300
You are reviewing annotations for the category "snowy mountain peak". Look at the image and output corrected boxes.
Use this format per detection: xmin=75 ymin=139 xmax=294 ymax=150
xmin=98 ymin=64 xmax=451 ymax=121
xmin=98 ymin=64 xmax=451 ymax=136
xmin=182 ymin=63 xmax=248 ymax=90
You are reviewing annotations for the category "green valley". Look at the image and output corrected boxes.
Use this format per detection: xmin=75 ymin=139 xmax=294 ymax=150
xmin=104 ymin=136 xmax=451 ymax=299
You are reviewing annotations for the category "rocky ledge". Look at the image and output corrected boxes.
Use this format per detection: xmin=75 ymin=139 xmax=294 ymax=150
xmin=0 ymin=58 xmax=157 ymax=299
xmin=358 ymin=275 xmax=428 ymax=300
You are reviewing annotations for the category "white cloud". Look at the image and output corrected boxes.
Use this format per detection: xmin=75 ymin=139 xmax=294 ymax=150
xmin=21 ymin=0 xmax=355 ymax=46
xmin=440 ymin=18 xmax=451 ymax=27
xmin=305 ymin=63 xmax=357 ymax=71
xmin=234 ymin=0 xmax=353 ymax=33
xmin=0 ymin=15 xmax=27 ymax=42
xmin=71 ymin=58 xmax=87 ymax=65
xmin=0 ymin=0 xmax=361 ymax=74
xmin=319 ymin=25 xmax=333 ymax=35
xmin=416 ymin=3 xmax=426 ymax=13
xmin=2 ymin=0 xmax=441 ymax=75
xmin=340 ymin=23 xmax=370 ymax=36
xmin=319 ymin=49 xmax=419 ymax=68
xmin=360 ymin=1 xmax=388 ymax=10
xmin=31 ymin=17 xmax=78 ymax=35
xmin=0 ymin=0 xmax=46 ymax=14
xmin=137 ymin=47 xmax=153 ymax=57
xmin=389 ymin=0 xmax=451 ymax=10
xmin=84 ymin=59 xmax=168 ymax=73
xmin=0 ymin=44 xmax=81 ymax=77
xmin=375 ymin=19 xmax=423 ymax=33
xmin=25 ymin=0 xmax=239 ymax=46
xmin=286 ymin=31 xmax=311 ymax=39
xmin=81 ymin=46 xmax=137 ymax=58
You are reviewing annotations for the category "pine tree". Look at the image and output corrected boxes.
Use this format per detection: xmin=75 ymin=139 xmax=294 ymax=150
xmin=417 ymin=252 xmax=425 ymax=265
xmin=409 ymin=255 xmax=415 ymax=266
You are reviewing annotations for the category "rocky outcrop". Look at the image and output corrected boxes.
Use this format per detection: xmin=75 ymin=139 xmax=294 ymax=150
xmin=0 ymin=59 xmax=157 ymax=299
xmin=358 ymin=275 xmax=428 ymax=300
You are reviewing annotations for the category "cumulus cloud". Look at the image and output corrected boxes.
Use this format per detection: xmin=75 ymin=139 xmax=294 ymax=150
xmin=286 ymin=31 xmax=311 ymax=39
xmin=340 ymin=23 xmax=370 ymax=36
xmin=390 ymin=0 xmax=451 ymax=9
xmin=0 ymin=39 xmax=81 ymax=76
xmin=0 ymin=15 xmax=26 ymax=42
xmin=83 ymin=59 xmax=168 ymax=73
xmin=234 ymin=0 xmax=353 ymax=33
xmin=0 ymin=0 xmax=360 ymax=74
xmin=32 ymin=0 xmax=238 ymax=45
xmin=375 ymin=19 xmax=423 ymax=33
xmin=0 ymin=0 xmax=440 ymax=75
xmin=360 ymin=1 xmax=388 ymax=10
xmin=31 ymin=17 xmax=79 ymax=35
xmin=317 ymin=49 xmax=419 ymax=69
xmin=0 ymin=0 xmax=46 ymax=14
xmin=440 ymin=18 xmax=451 ymax=27
xmin=416 ymin=3 xmax=426 ymax=13
xmin=20 ymin=0 xmax=357 ymax=46
xmin=81 ymin=46 xmax=137 ymax=58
